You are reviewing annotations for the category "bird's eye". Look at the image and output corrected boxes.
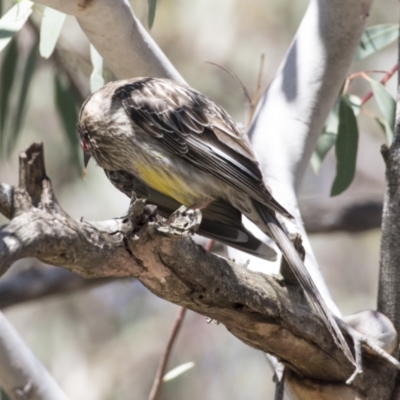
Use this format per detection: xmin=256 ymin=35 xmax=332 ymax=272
xmin=81 ymin=139 xmax=89 ymax=151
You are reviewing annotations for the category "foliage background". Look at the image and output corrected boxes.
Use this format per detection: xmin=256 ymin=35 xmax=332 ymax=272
xmin=0 ymin=0 xmax=398 ymax=398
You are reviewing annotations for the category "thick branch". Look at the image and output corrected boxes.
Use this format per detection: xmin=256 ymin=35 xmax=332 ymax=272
xmin=34 ymin=0 xmax=183 ymax=82
xmin=0 ymin=145 xmax=396 ymax=399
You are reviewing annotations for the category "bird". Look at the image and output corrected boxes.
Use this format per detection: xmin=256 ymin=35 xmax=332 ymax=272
xmin=77 ymin=77 xmax=354 ymax=364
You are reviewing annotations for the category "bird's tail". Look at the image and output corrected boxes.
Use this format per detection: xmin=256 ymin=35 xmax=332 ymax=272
xmin=252 ymin=200 xmax=355 ymax=365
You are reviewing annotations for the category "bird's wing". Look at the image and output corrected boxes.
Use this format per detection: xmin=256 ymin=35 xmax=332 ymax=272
xmin=111 ymin=78 xmax=292 ymax=218
xmin=104 ymin=169 xmax=277 ymax=260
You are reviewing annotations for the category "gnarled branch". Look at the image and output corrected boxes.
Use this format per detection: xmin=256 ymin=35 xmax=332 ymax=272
xmin=0 ymin=143 xmax=396 ymax=399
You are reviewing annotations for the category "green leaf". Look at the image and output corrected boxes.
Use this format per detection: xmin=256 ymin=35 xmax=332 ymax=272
xmin=55 ymin=73 xmax=81 ymax=172
xmin=147 ymin=0 xmax=157 ymax=29
xmin=90 ymin=44 xmax=104 ymax=93
xmin=0 ymin=37 xmax=18 ymax=142
xmin=311 ymin=132 xmax=337 ymax=172
xmin=0 ymin=1 xmax=33 ymax=53
xmin=375 ymin=116 xmax=394 ymax=145
xmin=348 ymin=95 xmax=361 ymax=116
xmin=331 ymin=96 xmax=359 ymax=196
xmin=39 ymin=7 xmax=66 ymax=58
xmin=355 ymin=24 xmax=399 ymax=61
xmin=368 ymin=79 xmax=395 ymax=145
xmin=7 ymin=40 xmax=38 ymax=153
xmin=311 ymin=99 xmax=340 ymax=172
xmin=163 ymin=362 xmax=195 ymax=382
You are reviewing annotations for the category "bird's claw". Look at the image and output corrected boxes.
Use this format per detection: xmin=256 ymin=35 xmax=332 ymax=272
xmin=157 ymin=205 xmax=202 ymax=237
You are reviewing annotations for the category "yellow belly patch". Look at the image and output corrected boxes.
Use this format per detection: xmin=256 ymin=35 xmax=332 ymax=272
xmin=136 ymin=163 xmax=199 ymax=207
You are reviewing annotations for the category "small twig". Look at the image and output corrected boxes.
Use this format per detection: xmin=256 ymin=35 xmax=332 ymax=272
xmin=147 ymin=239 xmax=214 ymax=400
xmin=204 ymin=60 xmax=252 ymax=105
xmin=147 ymin=306 xmax=187 ymax=400
xmin=246 ymin=53 xmax=265 ymax=128
xmin=347 ymin=70 xmax=389 ymax=80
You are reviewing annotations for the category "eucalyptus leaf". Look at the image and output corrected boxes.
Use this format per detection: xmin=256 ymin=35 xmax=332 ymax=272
xmin=355 ymin=24 xmax=399 ymax=61
xmin=368 ymin=79 xmax=395 ymax=145
xmin=163 ymin=362 xmax=195 ymax=382
xmin=311 ymin=98 xmax=340 ymax=172
xmin=55 ymin=74 xmax=81 ymax=172
xmin=147 ymin=0 xmax=157 ymax=29
xmin=348 ymin=95 xmax=361 ymax=116
xmin=90 ymin=45 xmax=104 ymax=93
xmin=0 ymin=37 xmax=18 ymax=143
xmin=39 ymin=7 xmax=66 ymax=59
xmin=8 ymin=40 xmax=38 ymax=153
xmin=331 ymin=96 xmax=359 ymax=196
xmin=0 ymin=1 xmax=33 ymax=53
xmin=375 ymin=116 xmax=394 ymax=145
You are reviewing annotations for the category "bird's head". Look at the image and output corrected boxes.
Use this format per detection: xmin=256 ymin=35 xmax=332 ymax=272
xmin=77 ymin=84 xmax=131 ymax=174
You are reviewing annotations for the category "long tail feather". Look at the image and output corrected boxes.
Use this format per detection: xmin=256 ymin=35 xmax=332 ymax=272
xmin=252 ymin=200 xmax=355 ymax=365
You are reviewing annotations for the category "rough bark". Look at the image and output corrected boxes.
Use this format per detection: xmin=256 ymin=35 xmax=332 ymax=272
xmin=376 ymin=24 xmax=400 ymax=396
xmin=0 ymin=144 xmax=397 ymax=400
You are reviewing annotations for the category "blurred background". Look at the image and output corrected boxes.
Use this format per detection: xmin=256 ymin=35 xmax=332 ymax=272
xmin=0 ymin=0 xmax=398 ymax=398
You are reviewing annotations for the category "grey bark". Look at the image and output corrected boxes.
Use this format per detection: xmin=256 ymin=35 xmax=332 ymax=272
xmin=376 ymin=24 xmax=400 ymax=396
xmin=0 ymin=144 xmax=397 ymax=400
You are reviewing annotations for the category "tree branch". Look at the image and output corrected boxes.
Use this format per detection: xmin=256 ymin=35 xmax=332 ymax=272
xmin=34 ymin=0 xmax=183 ymax=82
xmin=377 ymin=24 xmax=400 ymax=391
xmin=0 ymin=312 xmax=68 ymax=400
xmin=300 ymin=196 xmax=383 ymax=234
xmin=0 ymin=266 xmax=115 ymax=309
xmin=2 ymin=146 xmax=350 ymax=382
xmin=0 ymin=143 xmax=396 ymax=399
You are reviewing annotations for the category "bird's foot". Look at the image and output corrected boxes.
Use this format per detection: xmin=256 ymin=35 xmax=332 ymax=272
xmin=157 ymin=205 xmax=202 ymax=237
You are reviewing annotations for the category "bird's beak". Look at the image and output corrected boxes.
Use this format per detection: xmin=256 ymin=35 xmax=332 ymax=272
xmin=83 ymin=151 xmax=91 ymax=179
xmin=84 ymin=151 xmax=91 ymax=168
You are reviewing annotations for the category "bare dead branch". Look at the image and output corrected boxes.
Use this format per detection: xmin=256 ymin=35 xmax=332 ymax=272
xmin=0 ymin=143 xmax=397 ymax=398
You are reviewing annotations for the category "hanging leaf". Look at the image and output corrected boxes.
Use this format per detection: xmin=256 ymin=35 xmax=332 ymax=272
xmin=90 ymin=44 xmax=104 ymax=93
xmin=368 ymin=79 xmax=395 ymax=145
xmin=331 ymin=96 xmax=359 ymax=196
xmin=348 ymin=95 xmax=362 ymax=116
xmin=311 ymin=98 xmax=340 ymax=172
xmin=147 ymin=0 xmax=157 ymax=29
xmin=0 ymin=37 xmax=18 ymax=144
xmin=39 ymin=7 xmax=66 ymax=59
xmin=374 ymin=116 xmax=394 ymax=145
xmin=163 ymin=362 xmax=195 ymax=382
xmin=355 ymin=24 xmax=399 ymax=61
xmin=55 ymin=73 xmax=81 ymax=172
xmin=0 ymin=1 xmax=33 ymax=53
xmin=7 ymin=40 xmax=39 ymax=153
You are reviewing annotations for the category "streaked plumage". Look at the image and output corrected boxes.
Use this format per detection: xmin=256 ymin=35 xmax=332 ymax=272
xmin=78 ymin=77 xmax=354 ymax=364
